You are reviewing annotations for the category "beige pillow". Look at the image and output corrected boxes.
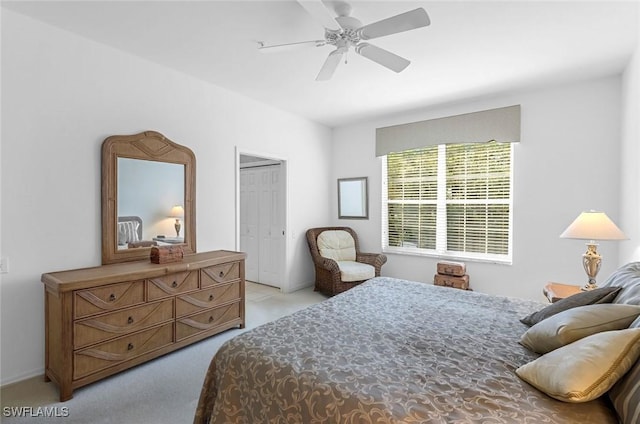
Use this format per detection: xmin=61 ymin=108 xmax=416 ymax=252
xmin=520 ymin=304 xmax=640 ymax=354
xmin=516 ymin=328 xmax=640 ymax=403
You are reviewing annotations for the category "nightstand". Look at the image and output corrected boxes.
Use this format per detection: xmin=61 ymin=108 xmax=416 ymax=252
xmin=543 ymin=282 xmax=582 ymax=303
xmin=152 ymin=237 xmax=184 ymax=244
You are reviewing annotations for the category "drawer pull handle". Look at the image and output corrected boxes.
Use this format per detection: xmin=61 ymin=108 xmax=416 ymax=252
xmin=127 ymin=316 xmax=134 ymax=324
xmin=208 ymin=316 xmax=214 ymax=323
xmin=109 ymin=294 xmax=116 ymax=302
xmin=208 ymin=294 xmax=214 ymax=301
xmin=171 ymin=281 xmax=178 ymax=288
xmin=127 ymin=343 xmax=134 ymax=351
xmin=219 ymin=271 xmax=224 ymax=278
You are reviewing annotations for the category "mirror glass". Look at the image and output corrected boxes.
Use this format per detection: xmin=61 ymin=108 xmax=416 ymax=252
xmin=338 ymin=177 xmax=368 ymax=219
xmin=102 ymin=131 xmax=196 ymax=264
xmin=117 ymin=158 xmax=185 ymax=247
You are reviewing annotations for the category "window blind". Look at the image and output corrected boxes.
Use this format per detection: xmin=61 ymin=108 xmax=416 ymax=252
xmin=383 ymin=142 xmax=513 ymax=263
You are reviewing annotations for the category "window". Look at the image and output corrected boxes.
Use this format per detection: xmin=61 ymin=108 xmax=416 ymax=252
xmin=382 ymin=141 xmax=513 ymax=263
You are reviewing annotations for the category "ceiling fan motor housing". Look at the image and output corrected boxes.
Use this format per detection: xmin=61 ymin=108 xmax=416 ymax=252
xmin=326 ymin=16 xmax=362 ymax=48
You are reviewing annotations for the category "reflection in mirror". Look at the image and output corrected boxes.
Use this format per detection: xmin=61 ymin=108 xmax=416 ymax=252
xmin=117 ymin=158 xmax=185 ymax=248
xmin=338 ymin=177 xmax=369 ymax=219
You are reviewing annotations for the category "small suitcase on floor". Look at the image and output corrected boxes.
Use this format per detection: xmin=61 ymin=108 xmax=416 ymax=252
xmin=434 ymin=273 xmax=470 ymax=290
xmin=436 ymin=261 xmax=467 ymax=277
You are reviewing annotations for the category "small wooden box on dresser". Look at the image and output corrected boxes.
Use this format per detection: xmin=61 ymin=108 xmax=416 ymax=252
xmin=42 ymin=250 xmax=245 ymax=402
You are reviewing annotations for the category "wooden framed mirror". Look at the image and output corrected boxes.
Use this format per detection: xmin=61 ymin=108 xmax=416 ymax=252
xmin=101 ymin=131 xmax=196 ymax=264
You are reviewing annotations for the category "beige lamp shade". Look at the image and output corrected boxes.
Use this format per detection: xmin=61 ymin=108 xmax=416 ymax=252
xmin=560 ymin=211 xmax=627 ymax=241
xmin=169 ymin=205 xmax=184 ymax=218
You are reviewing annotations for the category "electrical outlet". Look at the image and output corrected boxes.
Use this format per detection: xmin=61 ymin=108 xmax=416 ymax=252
xmin=0 ymin=257 xmax=9 ymax=274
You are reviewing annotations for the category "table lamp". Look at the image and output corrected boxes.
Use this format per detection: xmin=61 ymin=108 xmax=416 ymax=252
xmin=560 ymin=210 xmax=627 ymax=290
xmin=169 ymin=205 xmax=184 ymax=238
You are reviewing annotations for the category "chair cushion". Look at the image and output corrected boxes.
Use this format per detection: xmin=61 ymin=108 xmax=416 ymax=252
xmin=337 ymin=261 xmax=375 ymax=282
xmin=317 ymin=230 xmax=356 ymax=262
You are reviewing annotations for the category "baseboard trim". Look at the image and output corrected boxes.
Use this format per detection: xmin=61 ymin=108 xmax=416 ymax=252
xmin=1 ymin=368 xmax=45 ymax=388
xmin=286 ymin=281 xmax=314 ymax=293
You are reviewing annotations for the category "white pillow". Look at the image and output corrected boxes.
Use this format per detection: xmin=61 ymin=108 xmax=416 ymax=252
xmin=118 ymin=221 xmax=140 ymax=245
xmin=520 ymin=303 xmax=640 ymax=354
xmin=516 ymin=328 xmax=640 ymax=403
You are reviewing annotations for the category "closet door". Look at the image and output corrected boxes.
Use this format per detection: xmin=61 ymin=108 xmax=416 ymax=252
xmin=240 ymin=165 xmax=284 ymax=288
xmin=258 ymin=166 xmax=284 ymax=287
xmin=240 ymin=170 xmax=259 ymax=282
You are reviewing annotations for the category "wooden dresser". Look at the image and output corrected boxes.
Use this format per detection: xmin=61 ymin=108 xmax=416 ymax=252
xmin=42 ymin=250 xmax=245 ymax=401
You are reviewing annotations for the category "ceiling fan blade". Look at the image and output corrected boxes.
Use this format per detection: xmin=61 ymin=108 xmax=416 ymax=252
xmin=359 ymin=8 xmax=430 ymax=40
xmin=257 ymin=40 xmax=326 ymax=53
xmin=297 ymin=0 xmax=341 ymax=31
xmin=316 ymin=48 xmax=345 ymax=81
xmin=355 ymin=43 xmax=410 ymax=73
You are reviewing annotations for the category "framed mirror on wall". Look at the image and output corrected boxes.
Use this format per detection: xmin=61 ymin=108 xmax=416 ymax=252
xmin=101 ymin=131 xmax=196 ymax=265
xmin=338 ymin=177 xmax=369 ymax=219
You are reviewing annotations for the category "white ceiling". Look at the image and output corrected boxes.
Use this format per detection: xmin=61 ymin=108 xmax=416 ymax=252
xmin=3 ymin=0 xmax=638 ymax=127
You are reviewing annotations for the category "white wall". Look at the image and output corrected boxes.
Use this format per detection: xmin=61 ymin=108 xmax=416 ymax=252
xmin=620 ymin=31 xmax=640 ymax=263
xmin=332 ymin=76 xmax=624 ymax=302
xmin=0 ymin=10 xmax=332 ymax=385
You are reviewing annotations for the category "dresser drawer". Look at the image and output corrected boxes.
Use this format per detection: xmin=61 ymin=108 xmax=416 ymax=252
xmin=176 ymin=282 xmax=241 ymax=318
xmin=147 ymin=271 xmax=198 ymax=301
xmin=74 ymin=299 xmax=174 ymax=349
xmin=75 ymin=280 xmax=145 ymax=319
xmin=201 ymin=262 xmax=240 ymax=288
xmin=73 ymin=323 xmax=173 ymax=380
xmin=175 ymin=302 xmax=240 ymax=341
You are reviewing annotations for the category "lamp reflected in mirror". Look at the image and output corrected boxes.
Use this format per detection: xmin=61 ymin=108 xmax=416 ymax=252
xmin=170 ymin=205 xmax=184 ymax=238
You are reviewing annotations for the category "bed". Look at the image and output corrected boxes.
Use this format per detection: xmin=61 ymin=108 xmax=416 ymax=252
xmin=117 ymin=216 xmax=143 ymax=248
xmin=117 ymin=216 xmax=158 ymax=249
xmin=194 ymin=266 xmax=640 ymax=424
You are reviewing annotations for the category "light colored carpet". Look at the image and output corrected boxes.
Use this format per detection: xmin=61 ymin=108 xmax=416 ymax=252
xmin=1 ymin=282 xmax=326 ymax=423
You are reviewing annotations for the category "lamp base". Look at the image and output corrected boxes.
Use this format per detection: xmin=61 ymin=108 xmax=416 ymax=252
xmin=174 ymin=218 xmax=181 ymax=238
xmin=580 ymin=242 xmax=601 ymax=291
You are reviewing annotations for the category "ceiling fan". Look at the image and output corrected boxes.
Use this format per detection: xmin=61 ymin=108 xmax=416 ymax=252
xmin=258 ymin=0 xmax=431 ymax=81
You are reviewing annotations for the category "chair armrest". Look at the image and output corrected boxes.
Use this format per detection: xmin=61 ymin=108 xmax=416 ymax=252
xmin=357 ymin=252 xmax=387 ymax=268
xmin=318 ymin=257 xmax=340 ymax=273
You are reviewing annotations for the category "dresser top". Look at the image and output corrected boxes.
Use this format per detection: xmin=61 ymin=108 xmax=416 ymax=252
xmin=42 ymin=250 xmax=246 ymax=293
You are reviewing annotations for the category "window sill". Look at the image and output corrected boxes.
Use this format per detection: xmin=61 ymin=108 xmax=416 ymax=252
xmin=382 ymin=247 xmax=512 ymax=265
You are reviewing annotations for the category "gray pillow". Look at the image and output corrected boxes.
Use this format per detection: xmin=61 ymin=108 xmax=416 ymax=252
xmin=520 ymin=286 xmax=621 ymax=326
xmin=520 ymin=304 xmax=640 ymax=354
xmin=609 ymin=353 xmax=640 ymax=424
xmin=600 ymin=262 xmax=640 ymax=305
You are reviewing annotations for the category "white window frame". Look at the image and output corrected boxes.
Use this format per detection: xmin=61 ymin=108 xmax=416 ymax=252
xmin=382 ymin=144 xmax=514 ymax=265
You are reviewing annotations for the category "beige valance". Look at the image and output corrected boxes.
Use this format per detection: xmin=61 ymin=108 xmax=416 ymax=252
xmin=375 ymin=105 xmax=521 ymax=156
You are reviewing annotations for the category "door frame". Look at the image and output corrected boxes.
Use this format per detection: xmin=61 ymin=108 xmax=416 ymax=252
xmin=235 ymin=147 xmax=289 ymax=292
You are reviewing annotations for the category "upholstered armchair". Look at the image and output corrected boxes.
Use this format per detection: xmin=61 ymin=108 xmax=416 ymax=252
xmin=306 ymin=227 xmax=387 ymax=296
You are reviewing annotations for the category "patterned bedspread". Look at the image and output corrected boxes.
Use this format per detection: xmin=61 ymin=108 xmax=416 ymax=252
xmin=194 ymin=277 xmax=618 ymax=423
